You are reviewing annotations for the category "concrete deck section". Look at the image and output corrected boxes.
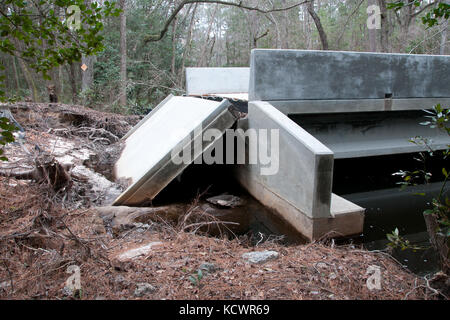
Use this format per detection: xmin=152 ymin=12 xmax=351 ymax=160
xmin=113 ymin=96 xmax=238 ymax=206
xmin=186 ymin=67 xmax=250 ymax=96
xmin=249 ymin=49 xmax=450 ymax=112
xmin=290 ymin=111 xmax=450 ymax=159
xmin=234 ymin=101 xmax=364 ymax=240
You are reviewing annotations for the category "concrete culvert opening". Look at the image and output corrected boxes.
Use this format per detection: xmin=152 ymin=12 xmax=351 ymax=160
xmin=151 ymin=162 xmax=308 ymax=245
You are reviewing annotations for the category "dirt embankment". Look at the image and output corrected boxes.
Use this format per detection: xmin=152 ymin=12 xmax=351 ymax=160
xmin=0 ymin=102 xmax=444 ymax=300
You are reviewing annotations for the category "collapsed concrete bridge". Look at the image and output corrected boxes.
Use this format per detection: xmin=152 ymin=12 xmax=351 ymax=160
xmin=114 ymin=49 xmax=450 ymax=241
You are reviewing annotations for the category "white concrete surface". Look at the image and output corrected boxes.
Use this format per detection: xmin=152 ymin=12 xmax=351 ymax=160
xmin=235 ymin=101 xmax=334 ymax=220
xmin=122 ymin=94 xmax=174 ymax=140
xmin=186 ymin=67 xmax=250 ymax=96
xmin=234 ymin=101 xmax=365 ymax=240
xmin=113 ymin=96 xmax=237 ymax=206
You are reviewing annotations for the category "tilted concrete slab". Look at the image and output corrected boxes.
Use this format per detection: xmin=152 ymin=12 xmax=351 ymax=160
xmin=186 ymin=67 xmax=250 ymax=96
xmin=234 ymin=101 xmax=364 ymax=240
xmin=249 ymin=49 xmax=450 ymax=112
xmin=122 ymin=94 xmax=174 ymax=141
xmin=113 ymin=96 xmax=238 ymax=206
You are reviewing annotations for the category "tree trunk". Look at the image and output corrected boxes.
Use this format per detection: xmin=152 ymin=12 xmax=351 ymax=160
xmin=11 ymin=56 xmax=20 ymax=92
xmin=179 ymin=4 xmax=198 ymax=87
xmin=368 ymin=0 xmax=378 ymax=52
xmin=377 ymin=0 xmax=390 ymax=52
xmin=171 ymin=16 xmax=178 ymax=76
xmin=198 ymin=5 xmax=218 ymax=67
xmin=81 ymin=55 xmax=95 ymax=93
xmin=17 ymin=57 xmax=38 ymax=102
xmin=80 ymin=0 xmax=94 ymax=94
xmin=307 ymin=0 xmax=329 ymax=50
xmin=68 ymin=63 xmax=78 ymax=104
xmin=119 ymin=0 xmax=127 ymax=108
xmin=440 ymin=19 xmax=448 ymax=55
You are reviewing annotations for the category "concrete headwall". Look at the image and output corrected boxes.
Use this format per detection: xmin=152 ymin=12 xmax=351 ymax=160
xmin=235 ymin=101 xmax=334 ymax=221
xmin=235 ymin=101 xmax=366 ymax=240
xmin=186 ymin=67 xmax=250 ymax=95
xmin=249 ymin=49 xmax=450 ymax=113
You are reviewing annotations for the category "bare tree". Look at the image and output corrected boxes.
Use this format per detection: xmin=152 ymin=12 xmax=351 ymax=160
xmin=307 ymin=0 xmax=329 ymax=50
xmin=440 ymin=19 xmax=448 ymax=55
xmin=368 ymin=0 xmax=377 ymax=51
xmin=143 ymin=0 xmax=310 ymax=43
xmin=119 ymin=0 xmax=127 ymax=107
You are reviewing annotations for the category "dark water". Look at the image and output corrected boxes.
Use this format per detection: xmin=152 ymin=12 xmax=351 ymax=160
xmin=154 ymin=154 xmax=447 ymax=276
xmin=342 ymin=183 xmax=442 ymax=276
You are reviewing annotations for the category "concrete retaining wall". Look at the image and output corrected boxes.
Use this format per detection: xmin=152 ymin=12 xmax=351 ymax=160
xmin=186 ymin=67 xmax=250 ymax=95
xmin=234 ymin=101 xmax=365 ymax=240
xmin=235 ymin=101 xmax=334 ymax=221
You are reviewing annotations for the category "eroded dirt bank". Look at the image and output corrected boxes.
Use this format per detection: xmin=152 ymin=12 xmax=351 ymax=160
xmin=0 ymin=102 xmax=442 ymax=300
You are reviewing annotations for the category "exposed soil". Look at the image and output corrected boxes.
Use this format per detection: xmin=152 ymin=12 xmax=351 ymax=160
xmin=0 ymin=102 xmax=445 ymax=300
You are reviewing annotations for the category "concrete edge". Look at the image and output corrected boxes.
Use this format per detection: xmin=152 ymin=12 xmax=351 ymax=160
xmin=122 ymin=94 xmax=174 ymax=141
xmin=268 ymin=98 xmax=450 ymax=114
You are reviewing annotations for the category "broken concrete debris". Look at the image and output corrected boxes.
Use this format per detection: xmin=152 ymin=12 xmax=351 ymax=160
xmin=206 ymin=194 xmax=245 ymax=208
xmin=134 ymin=283 xmax=157 ymax=297
xmin=199 ymin=263 xmax=220 ymax=274
xmin=113 ymin=96 xmax=238 ymax=206
xmin=115 ymin=241 xmax=163 ymax=262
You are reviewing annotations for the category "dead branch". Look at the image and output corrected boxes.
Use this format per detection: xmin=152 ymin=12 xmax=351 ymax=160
xmin=144 ymin=0 xmax=310 ymax=43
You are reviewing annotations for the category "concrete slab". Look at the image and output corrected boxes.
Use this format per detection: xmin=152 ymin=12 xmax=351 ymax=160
xmin=186 ymin=67 xmax=250 ymax=96
xmin=249 ymin=49 xmax=450 ymax=112
xmin=290 ymin=111 xmax=450 ymax=159
xmin=122 ymin=94 xmax=174 ymax=141
xmin=269 ymin=98 xmax=450 ymax=114
xmin=113 ymin=96 xmax=238 ymax=206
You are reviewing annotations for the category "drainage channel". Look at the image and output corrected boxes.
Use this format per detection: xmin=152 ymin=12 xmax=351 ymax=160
xmin=153 ymin=151 xmax=446 ymax=275
xmin=333 ymin=153 xmax=448 ymax=276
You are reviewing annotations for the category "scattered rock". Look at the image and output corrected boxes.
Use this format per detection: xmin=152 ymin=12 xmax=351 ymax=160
xmin=206 ymin=194 xmax=245 ymax=208
xmin=0 ymin=281 xmax=10 ymax=290
xmin=199 ymin=263 xmax=219 ymax=274
xmin=242 ymin=251 xmax=279 ymax=264
xmin=134 ymin=283 xmax=156 ymax=297
xmin=62 ymin=286 xmax=73 ymax=296
xmin=115 ymin=241 xmax=163 ymax=262
xmin=114 ymin=275 xmax=130 ymax=289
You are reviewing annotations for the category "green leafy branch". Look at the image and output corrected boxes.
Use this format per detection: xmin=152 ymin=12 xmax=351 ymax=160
xmin=387 ymin=0 xmax=449 ymax=27
xmin=0 ymin=117 xmax=18 ymax=161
